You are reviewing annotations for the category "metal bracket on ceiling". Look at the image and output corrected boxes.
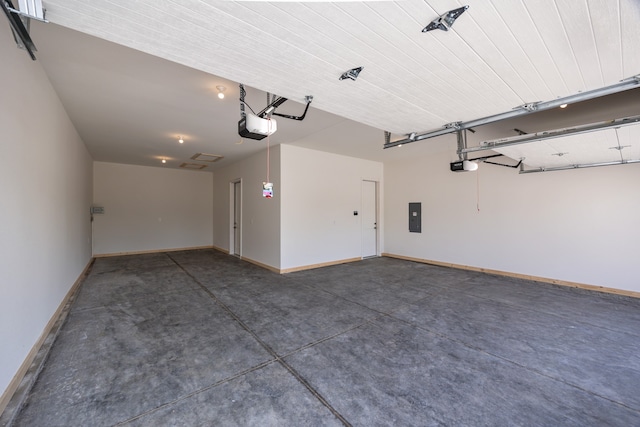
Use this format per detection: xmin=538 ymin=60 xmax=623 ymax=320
xmin=270 ymin=95 xmax=313 ymax=121
xmin=465 ymin=153 xmax=523 ymax=169
xmin=384 ymin=131 xmax=391 ymax=145
xmin=517 ymin=102 xmax=540 ymax=112
xmin=2 ymin=0 xmax=47 ymax=22
xmin=1 ymin=0 xmax=48 ymax=60
xmin=456 ymin=129 xmax=467 ymax=160
xmin=444 ymin=121 xmax=462 ymax=130
xmin=239 ymin=85 xmax=313 ymax=122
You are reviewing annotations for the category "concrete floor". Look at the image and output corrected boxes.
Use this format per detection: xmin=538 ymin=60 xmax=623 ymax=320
xmin=4 ymin=249 xmax=640 ymax=426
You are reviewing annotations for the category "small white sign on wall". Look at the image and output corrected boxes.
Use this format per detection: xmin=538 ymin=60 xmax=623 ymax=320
xmin=91 ymin=206 xmax=105 ymax=215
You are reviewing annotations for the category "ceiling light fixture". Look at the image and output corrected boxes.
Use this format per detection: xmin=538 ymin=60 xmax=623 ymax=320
xmin=463 ymin=160 xmax=478 ymax=171
xmin=216 ymin=85 xmax=226 ymax=99
xmin=560 ymin=103 xmax=568 ymax=109
xmin=423 ymin=5 xmax=469 ymax=32
xmin=178 ymin=136 xmax=184 ymax=144
xmin=339 ymin=66 xmax=363 ymax=81
xmin=162 ymin=158 xmax=167 ymax=164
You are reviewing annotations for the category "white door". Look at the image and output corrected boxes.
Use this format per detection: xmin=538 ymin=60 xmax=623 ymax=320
xmin=233 ymin=181 xmax=241 ymax=256
xmin=361 ymin=180 xmax=377 ymax=258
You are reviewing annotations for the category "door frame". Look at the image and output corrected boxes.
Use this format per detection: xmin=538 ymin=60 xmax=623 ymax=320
xmin=229 ymin=179 xmax=242 ymax=257
xmin=361 ymin=179 xmax=379 ymax=258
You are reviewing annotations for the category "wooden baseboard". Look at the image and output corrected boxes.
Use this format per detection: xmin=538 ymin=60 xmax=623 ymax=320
xmin=382 ymin=253 xmax=640 ymax=299
xmin=0 ymin=258 xmax=94 ymax=418
xmin=280 ymin=257 xmax=362 ymax=274
xmin=241 ymin=256 xmax=281 ymax=274
xmin=240 ymin=255 xmax=362 ymax=275
xmin=94 ymin=245 xmax=215 ymax=258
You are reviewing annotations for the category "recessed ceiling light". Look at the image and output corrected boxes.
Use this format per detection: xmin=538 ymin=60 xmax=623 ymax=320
xmin=178 ymin=136 xmax=184 ymax=144
xmin=162 ymin=158 xmax=167 ymax=164
xmin=216 ymin=85 xmax=226 ymax=99
xmin=560 ymin=103 xmax=568 ymax=109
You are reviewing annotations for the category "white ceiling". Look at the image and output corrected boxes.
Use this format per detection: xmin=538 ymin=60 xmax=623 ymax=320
xmin=28 ymin=22 xmax=398 ymax=171
xmin=9 ymin=0 xmax=640 ymax=171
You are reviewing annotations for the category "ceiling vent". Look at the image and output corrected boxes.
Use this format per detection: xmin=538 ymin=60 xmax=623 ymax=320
xmin=190 ymin=153 xmax=224 ymax=162
xmin=180 ymin=163 xmax=207 ymax=170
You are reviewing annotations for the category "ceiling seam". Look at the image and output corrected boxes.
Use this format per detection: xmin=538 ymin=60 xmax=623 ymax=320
xmin=585 ymin=0 xmax=607 ymax=88
xmin=184 ymin=1 xmax=450 ymax=128
xmin=395 ymin=0 xmax=517 ymax=107
xmin=451 ymin=5 xmax=535 ymax=105
xmin=519 ymin=1 xmax=573 ymax=97
xmin=278 ymin=1 xmax=454 ymax=119
xmin=51 ymin=1 xmax=372 ymax=115
xmin=617 ymin=0 xmax=626 ymax=77
xmin=340 ymin=0 xmax=530 ymax=112
xmin=548 ymin=0 xmax=588 ymax=90
xmin=486 ymin=0 xmax=555 ymax=98
xmin=266 ymin=1 xmax=455 ymax=125
xmin=336 ymin=2 xmax=471 ymax=106
xmin=356 ymin=1 xmax=503 ymax=117
xmin=46 ymin=2 xmax=247 ymax=74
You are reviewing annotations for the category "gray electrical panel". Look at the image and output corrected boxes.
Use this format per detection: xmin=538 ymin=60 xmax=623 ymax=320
xmin=409 ymin=202 xmax=421 ymax=233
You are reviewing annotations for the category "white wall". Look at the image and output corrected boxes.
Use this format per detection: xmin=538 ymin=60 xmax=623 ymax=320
xmin=93 ymin=162 xmax=213 ymax=255
xmin=384 ymin=142 xmax=640 ymax=293
xmin=280 ymin=145 xmax=383 ymax=270
xmin=0 ymin=33 xmax=93 ymax=399
xmin=212 ymin=146 xmax=281 ymax=269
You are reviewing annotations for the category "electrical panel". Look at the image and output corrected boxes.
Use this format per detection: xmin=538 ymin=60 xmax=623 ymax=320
xmin=409 ymin=202 xmax=421 ymax=233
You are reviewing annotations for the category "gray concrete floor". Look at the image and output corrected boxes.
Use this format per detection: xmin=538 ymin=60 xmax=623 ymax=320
xmin=5 ymin=249 xmax=640 ymax=426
